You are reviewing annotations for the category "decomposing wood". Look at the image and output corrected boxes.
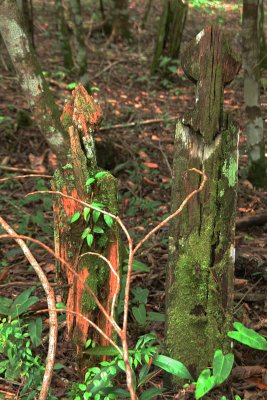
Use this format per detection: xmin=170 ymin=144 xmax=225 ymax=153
xmin=166 ymin=25 xmax=241 ymax=380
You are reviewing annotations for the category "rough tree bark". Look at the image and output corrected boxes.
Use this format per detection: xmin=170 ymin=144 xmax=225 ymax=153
xmin=166 ymin=26 xmax=240 ymax=382
xmin=151 ymin=0 xmax=188 ymax=74
xmin=0 ymin=0 xmax=69 ymax=163
xmin=55 ymin=0 xmax=74 ymax=70
xmin=243 ymin=0 xmax=266 ymax=187
xmin=54 ymin=84 xmax=121 ymax=356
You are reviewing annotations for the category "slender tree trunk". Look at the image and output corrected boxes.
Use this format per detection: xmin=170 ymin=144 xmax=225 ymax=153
xmin=243 ymin=0 xmax=267 ymax=187
xmin=55 ymin=0 xmax=74 ymax=70
xmin=151 ymin=0 xmax=188 ymax=74
xmin=112 ymin=0 xmax=131 ymax=40
xmin=166 ymin=26 xmax=240 ymax=383
xmin=259 ymin=0 xmax=267 ymax=70
xmin=68 ymin=0 xmax=89 ymax=89
xmin=16 ymin=0 xmax=34 ymax=47
xmin=0 ymin=0 xmax=69 ymax=163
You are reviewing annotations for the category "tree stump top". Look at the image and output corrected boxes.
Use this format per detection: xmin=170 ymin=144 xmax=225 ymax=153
xmin=181 ymin=25 xmax=240 ymax=143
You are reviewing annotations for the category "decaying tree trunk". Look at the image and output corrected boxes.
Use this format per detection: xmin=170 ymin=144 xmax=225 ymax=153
xmin=243 ymin=0 xmax=267 ymax=187
xmin=151 ymin=0 xmax=188 ymax=74
xmin=54 ymin=84 xmax=121 ymax=354
xmin=55 ymin=0 xmax=74 ymax=70
xmin=67 ymin=0 xmax=90 ymax=89
xmin=0 ymin=0 xmax=69 ymax=162
xmin=166 ymin=26 xmax=240 ymax=382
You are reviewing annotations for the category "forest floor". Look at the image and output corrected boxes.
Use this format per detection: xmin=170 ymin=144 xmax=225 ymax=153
xmin=0 ymin=0 xmax=266 ymax=399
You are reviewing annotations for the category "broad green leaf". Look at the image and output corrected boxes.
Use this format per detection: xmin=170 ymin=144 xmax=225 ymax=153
xmin=82 ymin=227 xmax=91 ymax=239
xmin=68 ymin=82 xmax=77 ymax=89
xmin=84 ymin=207 xmax=91 ymax=222
xmin=28 ymin=318 xmax=42 ymax=347
xmin=71 ymin=212 xmax=81 ymax=223
xmin=104 ymin=215 xmax=113 ymax=228
xmin=228 ymin=322 xmax=267 ymax=350
xmin=123 ymin=259 xmax=149 ymax=273
xmin=132 ymin=304 xmax=147 ymax=326
xmin=213 ymin=350 xmax=234 ymax=385
xmin=91 ymin=202 xmax=104 ymax=209
xmin=139 ymin=388 xmax=165 ymax=400
xmin=131 ymin=287 xmax=149 ymax=304
xmin=152 ymin=355 xmax=193 ymax=380
xmin=147 ymin=311 xmax=165 ymax=322
xmin=93 ymin=226 xmax=104 ymax=234
xmin=10 ymin=297 xmax=39 ymax=318
xmin=0 ymin=297 xmax=13 ymax=315
xmin=92 ymin=210 xmax=101 ymax=223
xmin=84 ymin=345 xmax=121 ymax=356
xmin=95 ymin=171 xmax=108 ymax=179
xmin=195 ymin=369 xmax=216 ymax=399
xmin=85 ymin=178 xmax=95 ymax=186
xmin=220 ymin=397 xmax=227 ymax=400
xmin=86 ymin=234 xmax=94 ymax=247
xmin=78 ymin=383 xmax=87 ymax=391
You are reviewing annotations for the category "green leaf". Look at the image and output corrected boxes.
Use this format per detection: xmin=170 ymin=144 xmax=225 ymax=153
xmin=147 ymin=311 xmax=165 ymax=322
xmin=95 ymin=171 xmax=108 ymax=179
xmin=0 ymin=297 xmax=13 ymax=315
xmin=86 ymin=234 xmax=94 ymax=247
xmin=91 ymin=202 xmax=104 ymax=209
xmin=54 ymin=363 xmax=65 ymax=370
xmin=78 ymin=383 xmax=87 ymax=391
xmin=195 ymin=369 xmax=216 ymax=399
xmin=139 ymin=388 xmax=165 ymax=400
xmin=28 ymin=318 xmax=42 ymax=347
xmin=9 ymin=288 xmax=38 ymax=318
xmin=213 ymin=350 xmax=234 ymax=385
xmin=84 ymin=207 xmax=91 ymax=222
xmin=83 ymin=345 xmax=121 ymax=356
xmin=228 ymin=322 xmax=267 ymax=350
xmin=132 ymin=304 xmax=147 ymax=326
xmin=93 ymin=226 xmax=104 ymax=234
xmin=123 ymin=259 xmax=150 ymax=273
xmin=104 ymin=215 xmax=113 ymax=228
xmin=92 ymin=210 xmax=101 ymax=223
xmin=85 ymin=178 xmax=95 ymax=186
xmin=131 ymin=287 xmax=149 ymax=304
xmin=152 ymin=355 xmax=193 ymax=380
xmin=71 ymin=212 xmax=81 ymax=223
xmin=68 ymin=82 xmax=77 ymax=90
xmin=82 ymin=227 xmax=91 ymax=239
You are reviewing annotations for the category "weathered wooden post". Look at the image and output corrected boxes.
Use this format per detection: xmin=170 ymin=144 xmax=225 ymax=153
xmin=53 ymin=84 xmax=120 ymax=356
xmin=166 ymin=26 xmax=240 ymax=381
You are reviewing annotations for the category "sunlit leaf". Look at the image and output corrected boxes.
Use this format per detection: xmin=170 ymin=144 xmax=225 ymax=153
xmin=104 ymin=215 xmax=113 ymax=228
xmin=195 ymin=368 xmax=216 ymax=399
xmin=213 ymin=350 xmax=234 ymax=385
xmin=71 ymin=212 xmax=81 ymax=223
xmin=152 ymin=355 xmax=193 ymax=380
xmin=228 ymin=322 xmax=267 ymax=350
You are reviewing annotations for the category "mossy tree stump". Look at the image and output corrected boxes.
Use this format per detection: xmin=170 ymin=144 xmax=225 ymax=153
xmin=53 ymin=84 xmax=120 ymax=354
xmin=166 ymin=26 xmax=240 ymax=382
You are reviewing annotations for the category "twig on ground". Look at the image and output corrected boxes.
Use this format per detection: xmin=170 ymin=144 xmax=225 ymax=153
xmin=0 ymin=218 xmax=58 ymax=400
xmin=0 ymin=165 xmax=48 ymax=174
xmin=99 ymin=116 xmax=179 ymax=131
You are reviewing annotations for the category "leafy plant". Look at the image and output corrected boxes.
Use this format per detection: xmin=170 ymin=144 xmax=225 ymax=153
xmin=195 ymin=350 xmax=234 ymax=399
xmin=228 ymin=322 xmax=267 ymax=350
